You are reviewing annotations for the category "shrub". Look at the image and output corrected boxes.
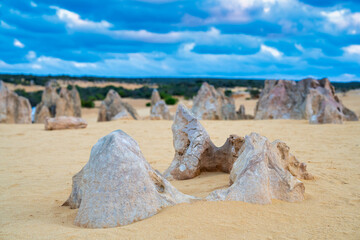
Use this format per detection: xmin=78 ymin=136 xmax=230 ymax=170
xmin=145 ymin=102 xmax=151 ymax=107
xmin=165 ymin=97 xmax=178 ymax=105
xmin=81 ymin=99 xmax=95 ymax=108
xmin=224 ymin=89 xmax=232 ymax=97
xmin=249 ymin=89 xmax=261 ymax=99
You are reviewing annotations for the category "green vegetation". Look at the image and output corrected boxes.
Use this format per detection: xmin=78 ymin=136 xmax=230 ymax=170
xmin=224 ymin=89 xmax=232 ymax=97
xmin=14 ymin=89 xmax=42 ymax=107
xmin=165 ymin=97 xmax=178 ymax=105
xmin=146 ymin=102 xmax=151 ymax=107
xmin=249 ymin=89 xmax=261 ymax=99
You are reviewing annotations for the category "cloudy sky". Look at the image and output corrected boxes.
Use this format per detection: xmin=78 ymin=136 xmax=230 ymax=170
xmin=0 ymin=0 xmax=360 ymax=81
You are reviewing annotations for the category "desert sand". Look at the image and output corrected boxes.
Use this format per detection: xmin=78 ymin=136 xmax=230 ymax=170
xmin=0 ymin=93 xmax=359 ymax=239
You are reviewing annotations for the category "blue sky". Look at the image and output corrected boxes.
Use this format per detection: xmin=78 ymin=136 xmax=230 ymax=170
xmin=0 ymin=0 xmax=360 ymax=81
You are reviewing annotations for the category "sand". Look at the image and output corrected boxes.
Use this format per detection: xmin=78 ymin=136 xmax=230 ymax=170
xmin=1 ymin=93 xmax=360 ymax=239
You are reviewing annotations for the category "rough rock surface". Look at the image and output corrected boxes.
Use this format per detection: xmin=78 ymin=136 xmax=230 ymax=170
xmin=150 ymin=90 xmax=172 ymax=120
xmin=163 ymin=104 xmax=244 ymax=180
xmin=45 ymin=116 xmax=87 ymax=130
xmin=97 ymin=90 xmax=139 ymax=121
xmin=191 ymin=82 xmax=237 ymax=120
xmin=150 ymin=88 xmax=161 ymax=106
xmin=237 ymin=104 xmax=254 ymax=120
xmin=207 ymin=132 xmax=312 ymax=204
xmin=34 ymin=81 xmax=82 ymax=123
xmin=254 ymin=78 xmax=358 ymax=123
xmin=63 ymin=130 xmax=195 ymax=228
xmin=55 ymin=87 xmax=82 ymax=118
xmin=0 ymin=80 xmax=32 ymax=124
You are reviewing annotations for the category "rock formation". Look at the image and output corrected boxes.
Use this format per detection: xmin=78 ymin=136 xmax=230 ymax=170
xmin=34 ymin=81 xmax=82 ymax=123
xmin=191 ymin=82 xmax=237 ymax=120
xmin=97 ymin=90 xmax=139 ymax=121
xmin=254 ymin=78 xmax=358 ymax=123
xmin=45 ymin=116 xmax=87 ymax=130
xmin=63 ymin=130 xmax=195 ymax=228
xmin=163 ymin=104 xmax=244 ymax=180
xmin=207 ymin=132 xmax=312 ymax=204
xmin=150 ymin=89 xmax=172 ymax=120
xmin=0 ymin=80 xmax=32 ymax=124
xmin=237 ymin=104 xmax=254 ymax=120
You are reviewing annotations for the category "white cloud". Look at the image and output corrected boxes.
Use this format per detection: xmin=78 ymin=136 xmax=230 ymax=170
xmin=1 ymin=20 xmax=15 ymax=29
xmin=14 ymin=39 xmax=25 ymax=48
xmin=260 ymin=44 xmax=282 ymax=58
xmin=30 ymin=1 xmax=37 ymax=7
xmin=50 ymin=6 xmax=112 ymax=31
xmin=342 ymin=45 xmax=360 ymax=55
xmin=321 ymin=9 xmax=360 ymax=34
xmin=295 ymin=44 xmax=304 ymax=52
xmin=26 ymin=51 xmax=37 ymax=60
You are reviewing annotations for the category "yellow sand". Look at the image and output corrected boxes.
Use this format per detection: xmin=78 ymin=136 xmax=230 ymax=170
xmin=1 ymin=96 xmax=360 ymax=239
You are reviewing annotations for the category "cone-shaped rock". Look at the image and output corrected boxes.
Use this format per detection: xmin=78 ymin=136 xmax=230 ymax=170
xmin=98 ymin=90 xmax=139 ymax=121
xmin=207 ymin=132 xmax=311 ymax=204
xmin=163 ymin=104 xmax=244 ymax=180
xmin=150 ymin=89 xmax=172 ymax=120
xmin=63 ymin=130 xmax=195 ymax=228
xmin=0 ymin=80 xmax=32 ymax=124
xmin=255 ymin=78 xmax=358 ymax=123
xmin=150 ymin=89 xmax=161 ymax=106
xmin=34 ymin=81 xmax=82 ymax=123
xmin=237 ymin=104 xmax=254 ymax=120
xmin=45 ymin=116 xmax=87 ymax=130
xmin=191 ymin=82 xmax=236 ymax=120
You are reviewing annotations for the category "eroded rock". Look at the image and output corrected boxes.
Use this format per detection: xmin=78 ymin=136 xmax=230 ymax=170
xmin=63 ymin=130 xmax=195 ymax=228
xmin=34 ymin=81 xmax=82 ymax=123
xmin=255 ymin=78 xmax=358 ymax=123
xmin=163 ymin=104 xmax=244 ymax=180
xmin=0 ymin=80 xmax=32 ymax=124
xmin=191 ymin=82 xmax=237 ymax=120
xmin=207 ymin=132 xmax=311 ymax=204
xmin=97 ymin=90 xmax=139 ymax=121
xmin=45 ymin=116 xmax=87 ymax=130
xmin=150 ymin=89 xmax=172 ymax=120
xmin=237 ymin=104 xmax=254 ymax=120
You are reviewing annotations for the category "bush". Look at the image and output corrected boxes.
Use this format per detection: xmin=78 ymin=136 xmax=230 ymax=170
xmin=81 ymin=99 xmax=95 ymax=108
xmin=165 ymin=97 xmax=178 ymax=105
xmin=145 ymin=102 xmax=151 ymax=107
xmin=224 ymin=89 xmax=232 ymax=97
xmin=249 ymin=89 xmax=260 ymax=99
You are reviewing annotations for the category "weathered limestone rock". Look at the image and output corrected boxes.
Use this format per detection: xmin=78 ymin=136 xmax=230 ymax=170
xmin=150 ymin=89 xmax=172 ymax=120
xmin=34 ymin=81 xmax=82 ymax=123
xmin=207 ymin=132 xmax=311 ymax=204
xmin=63 ymin=130 xmax=195 ymax=228
xmin=0 ymin=80 xmax=32 ymax=124
xmin=34 ymin=102 xmax=50 ymax=124
xmin=237 ymin=104 xmax=254 ymax=120
xmin=191 ymin=82 xmax=237 ymax=120
xmin=255 ymin=78 xmax=358 ymax=123
xmin=45 ymin=116 xmax=87 ymax=130
xmin=98 ymin=90 xmax=139 ymax=121
xmin=150 ymin=88 xmax=161 ymax=106
xmin=56 ymin=87 xmax=82 ymax=118
xmin=163 ymin=104 xmax=244 ymax=180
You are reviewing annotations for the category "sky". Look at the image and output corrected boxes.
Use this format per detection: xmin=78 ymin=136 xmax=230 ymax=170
xmin=0 ymin=0 xmax=360 ymax=81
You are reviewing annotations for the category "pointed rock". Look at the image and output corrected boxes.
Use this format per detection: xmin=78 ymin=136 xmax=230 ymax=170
xmin=191 ymin=82 xmax=236 ymax=120
xmin=34 ymin=81 xmax=82 ymax=123
xmin=97 ymin=90 xmax=139 ymax=121
xmin=63 ymin=130 xmax=195 ymax=228
xmin=150 ymin=89 xmax=161 ymax=106
xmin=236 ymin=104 xmax=254 ymax=120
xmin=207 ymin=132 xmax=310 ymax=204
xmin=255 ymin=78 xmax=358 ymax=123
xmin=0 ymin=80 xmax=32 ymax=124
xmin=163 ymin=104 xmax=244 ymax=180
